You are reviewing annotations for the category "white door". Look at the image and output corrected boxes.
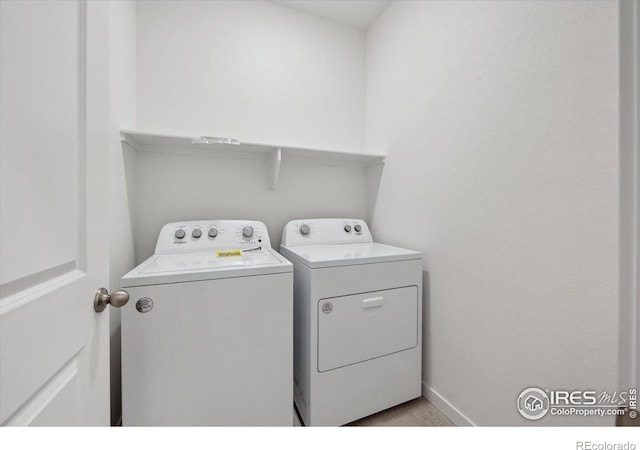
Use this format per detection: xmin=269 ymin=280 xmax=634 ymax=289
xmin=1 ymin=1 xmax=112 ymax=426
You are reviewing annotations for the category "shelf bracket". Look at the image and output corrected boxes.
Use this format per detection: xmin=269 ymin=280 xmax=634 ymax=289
xmin=268 ymin=147 xmax=282 ymax=190
xmin=120 ymin=132 xmax=141 ymax=151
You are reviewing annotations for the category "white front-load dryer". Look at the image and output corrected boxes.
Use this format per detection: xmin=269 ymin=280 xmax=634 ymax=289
xmin=121 ymin=220 xmax=292 ymax=426
xmin=280 ymin=218 xmax=423 ymax=426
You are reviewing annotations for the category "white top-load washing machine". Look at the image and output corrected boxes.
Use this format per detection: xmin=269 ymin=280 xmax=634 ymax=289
xmin=280 ymin=218 xmax=423 ymax=426
xmin=121 ymin=220 xmax=292 ymax=426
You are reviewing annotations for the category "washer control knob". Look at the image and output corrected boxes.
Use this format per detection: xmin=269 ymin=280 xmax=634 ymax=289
xmin=354 ymin=224 xmax=362 ymax=233
xmin=175 ymin=229 xmax=186 ymax=239
xmin=242 ymin=226 xmax=254 ymax=238
xmin=208 ymin=228 xmax=218 ymax=238
xmin=344 ymin=224 xmax=352 ymax=232
xmin=192 ymin=229 xmax=202 ymax=239
xmin=300 ymin=224 xmax=310 ymax=235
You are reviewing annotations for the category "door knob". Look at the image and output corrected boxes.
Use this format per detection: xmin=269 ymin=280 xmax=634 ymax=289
xmin=94 ymin=287 xmax=130 ymax=312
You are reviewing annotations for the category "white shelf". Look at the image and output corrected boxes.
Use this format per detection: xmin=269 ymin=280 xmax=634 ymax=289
xmin=120 ymin=130 xmax=385 ymax=190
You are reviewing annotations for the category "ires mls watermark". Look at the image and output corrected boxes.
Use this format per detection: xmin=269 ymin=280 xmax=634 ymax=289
xmin=517 ymin=386 xmax=637 ymax=420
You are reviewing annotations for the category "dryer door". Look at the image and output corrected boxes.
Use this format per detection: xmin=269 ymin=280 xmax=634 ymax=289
xmin=317 ymin=286 xmax=418 ymax=372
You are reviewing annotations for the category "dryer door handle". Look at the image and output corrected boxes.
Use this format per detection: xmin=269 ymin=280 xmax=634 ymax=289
xmin=362 ymin=296 xmax=384 ymax=309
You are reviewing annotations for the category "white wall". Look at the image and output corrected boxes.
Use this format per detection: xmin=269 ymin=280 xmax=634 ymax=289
xmin=366 ymin=1 xmax=620 ymax=425
xmin=108 ymin=0 xmax=136 ymax=426
xmin=133 ymin=152 xmax=368 ymax=261
xmin=132 ymin=1 xmax=369 ymax=263
xmin=136 ymin=0 xmax=365 ymax=153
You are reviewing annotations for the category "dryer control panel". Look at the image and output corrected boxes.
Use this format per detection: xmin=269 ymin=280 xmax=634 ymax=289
xmin=154 ymin=220 xmax=271 ymax=254
xmin=281 ymin=218 xmax=373 ymax=247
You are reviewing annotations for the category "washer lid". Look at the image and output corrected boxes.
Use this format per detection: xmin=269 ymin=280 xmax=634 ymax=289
xmin=121 ymin=248 xmax=292 ymax=287
xmin=280 ymin=242 xmax=421 ymax=269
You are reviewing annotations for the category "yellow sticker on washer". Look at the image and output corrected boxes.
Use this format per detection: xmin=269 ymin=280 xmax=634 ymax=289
xmin=216 ymin=250 xmax=243 ymax=257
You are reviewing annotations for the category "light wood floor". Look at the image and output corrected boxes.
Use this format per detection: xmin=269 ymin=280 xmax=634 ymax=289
xmin=294 ymin=397 xmax=455 ymax=427
xmin=347 ymin=397 xmax=454 ymax=427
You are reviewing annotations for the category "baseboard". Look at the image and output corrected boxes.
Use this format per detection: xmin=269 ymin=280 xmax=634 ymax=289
xmin=422 ymin=382 xmax=476 ymax=426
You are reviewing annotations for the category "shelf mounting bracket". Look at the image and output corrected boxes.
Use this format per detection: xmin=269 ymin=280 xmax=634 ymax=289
xmin=268 ymin=147 xmax=282 ymax=190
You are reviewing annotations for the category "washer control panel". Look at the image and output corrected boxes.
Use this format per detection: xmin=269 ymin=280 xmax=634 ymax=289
xmin=155 ymin=220 xmax=271 ymax=254
xmin=281 ymin=218 xmax=373 ymax=247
